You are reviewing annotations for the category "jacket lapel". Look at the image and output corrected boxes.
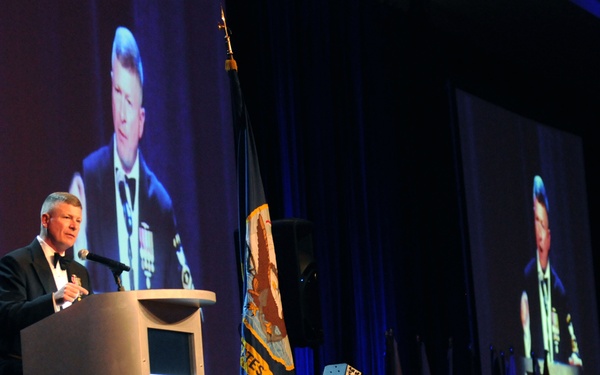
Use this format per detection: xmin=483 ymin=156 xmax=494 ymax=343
xmin=29 ymin=239 xmax=58 ymax=293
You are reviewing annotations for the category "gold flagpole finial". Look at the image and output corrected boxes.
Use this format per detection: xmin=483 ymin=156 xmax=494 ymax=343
xmin=218 ymin=5 xmax=234 ymax=59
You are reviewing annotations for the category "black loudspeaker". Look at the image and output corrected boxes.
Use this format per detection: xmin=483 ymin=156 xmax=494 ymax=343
xmin=272 ymin=218 xmax=324 ymax=348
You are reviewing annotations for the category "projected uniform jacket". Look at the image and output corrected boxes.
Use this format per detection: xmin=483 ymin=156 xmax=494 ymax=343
xmin=0 ymin=239 xmax=92 ymax=359
xmin=81 ymin=139 xmax=192 ymax=293
xmin=522 ymin=256 xmax=576 ymax=364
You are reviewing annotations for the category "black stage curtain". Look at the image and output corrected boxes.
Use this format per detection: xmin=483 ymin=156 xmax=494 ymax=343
xmin=225 ymin=1 xmax=470 ymax=373
xmin=224 ymin=0 xmax=600 ymax=374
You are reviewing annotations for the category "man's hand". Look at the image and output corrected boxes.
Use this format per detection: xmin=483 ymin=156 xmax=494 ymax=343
xmin=54 ymin=282 xmax=89 ymax=306
xmin=521 ymin=291 xmax=530 ymax=328
xmin=521 ymin=291 xmax=531 ymax=357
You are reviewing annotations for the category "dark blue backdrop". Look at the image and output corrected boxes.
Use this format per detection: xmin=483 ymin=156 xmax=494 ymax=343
xmin=225 ymin=1 xmax=600 ymax=374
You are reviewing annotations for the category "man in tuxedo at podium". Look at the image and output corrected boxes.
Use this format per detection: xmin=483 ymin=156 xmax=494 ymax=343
xmin=69 ymin=26 xmax=194 ymax=293
xmin=0 ymin=192 xmax=91 ymax=375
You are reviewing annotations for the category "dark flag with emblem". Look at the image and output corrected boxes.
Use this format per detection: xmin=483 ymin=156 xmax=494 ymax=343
xmin=220 ymin=8 xmax=296 ymax=375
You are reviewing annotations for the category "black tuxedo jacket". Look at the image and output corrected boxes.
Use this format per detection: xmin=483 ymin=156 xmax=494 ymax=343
xmin=0 ymin=239 xmax=91 ymax=358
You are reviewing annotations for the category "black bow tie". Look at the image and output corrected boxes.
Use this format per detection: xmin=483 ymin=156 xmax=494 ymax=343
xmin=53 ymin=254 xmax=71 ymax=270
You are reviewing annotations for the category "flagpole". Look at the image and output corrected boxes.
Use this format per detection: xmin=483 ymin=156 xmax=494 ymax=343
xmin=219 ymin=6 xmax=237 ymax=70
xmin=219 ymin=5 xmax=246 ymax=303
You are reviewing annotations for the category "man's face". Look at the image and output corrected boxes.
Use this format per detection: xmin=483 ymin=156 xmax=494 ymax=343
xmin=42 ymin=202 xmax=82 ymax=253
xmin=534 ymin=199 xmax=551 ymax=269
xmin=111 ymin=59 xmax=145 ymax=172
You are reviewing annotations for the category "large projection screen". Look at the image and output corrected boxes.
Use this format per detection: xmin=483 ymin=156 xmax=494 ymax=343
xmin=455 ymin=88 xmax=600 ymax=374
xmin=0 ymin=2 xmax=240 ymax=373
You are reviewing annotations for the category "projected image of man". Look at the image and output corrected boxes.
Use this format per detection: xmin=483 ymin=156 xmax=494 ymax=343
xmin=69 ymin=26 xmax=194 ymax=293
xmin=520 ymin=175 xmax=582 ymax=367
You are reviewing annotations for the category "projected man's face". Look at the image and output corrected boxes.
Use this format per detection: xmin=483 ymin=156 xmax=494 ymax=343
xmin=111 ymin=58 xmax=145 ymax=173
xmin=534 ymin=199 xmax=551 ymax=271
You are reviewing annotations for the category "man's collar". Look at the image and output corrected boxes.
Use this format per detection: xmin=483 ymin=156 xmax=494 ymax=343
xmin=37 ymin=235 xmax=66 ymax=265
xmin=536 ymin=251 xmax=550 ymax=281
xmin=112 ymin=133 xmax=140 ymax=180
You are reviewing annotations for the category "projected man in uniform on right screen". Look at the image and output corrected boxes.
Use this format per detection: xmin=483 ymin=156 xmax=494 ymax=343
xmin=520 ymin=175 xmax=582 ymax=367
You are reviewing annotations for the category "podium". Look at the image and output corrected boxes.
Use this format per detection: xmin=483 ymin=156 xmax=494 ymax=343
xmin=21 ymin=289 xmax=216 ymax=375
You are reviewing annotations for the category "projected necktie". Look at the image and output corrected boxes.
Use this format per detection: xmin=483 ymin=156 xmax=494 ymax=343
xmin=541 ymin=278 xmax=552 ymax=360
xmin=119 ymin=179 xmax=135 ymax=289
xmin=126 ymin=176 xmax=136 ymax=209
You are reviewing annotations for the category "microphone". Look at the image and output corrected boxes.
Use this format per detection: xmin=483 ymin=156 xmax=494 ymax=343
xmin=78 ymin=249 xmax=131 ymax=272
